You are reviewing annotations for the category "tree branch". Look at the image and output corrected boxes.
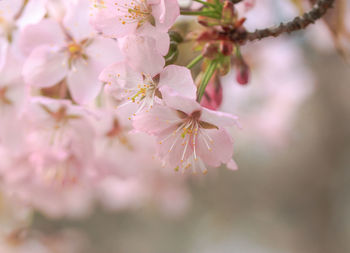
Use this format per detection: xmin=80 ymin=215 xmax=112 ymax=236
xmin=230 ymin=0 xmax=335 ymax=43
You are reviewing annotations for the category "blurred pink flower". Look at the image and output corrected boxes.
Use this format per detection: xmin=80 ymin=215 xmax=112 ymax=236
xmin=19 ymin=0 xmax=123 ymax=104
xmin=0 ymin=98 xmax=99 ymax=217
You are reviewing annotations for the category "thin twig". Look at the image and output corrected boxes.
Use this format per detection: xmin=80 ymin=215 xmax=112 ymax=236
xmin=230 ymin=0 xmax=335 ymax=43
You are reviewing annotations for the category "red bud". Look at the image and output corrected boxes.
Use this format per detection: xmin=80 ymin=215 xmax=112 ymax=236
xmin=236 ymin=61 xmax=250 ymax=85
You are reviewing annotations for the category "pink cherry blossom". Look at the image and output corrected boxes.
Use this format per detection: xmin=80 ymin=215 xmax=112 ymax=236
xmin=100 ymin=51 xmax=196 ymax=113
xmin=90 ymin=0 xmax=179 ymax=55
xmin=90 ymin=0 xmax=179 ymax=38
xmin=0 ymin=98 xmax=100 ymax=217
xmin=19 ymin=0 xmax=123 ymax=104
xmin=133 ymin=87 xmax=239 ymax=174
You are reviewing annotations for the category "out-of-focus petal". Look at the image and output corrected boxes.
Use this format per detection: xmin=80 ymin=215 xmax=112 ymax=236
xmin=66 ymin=58 xmax=102 ymax=104
xmin=22 ymin=45 xmax=68 ymax=88
xmin=120 ymin=35 xmax=165 ymax=77
xmin=18 ymin=19 xmax=65 ymax=56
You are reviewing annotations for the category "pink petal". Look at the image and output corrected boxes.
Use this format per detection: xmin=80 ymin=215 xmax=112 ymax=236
xmin=85 ymin=37 xmax=124 ymax=68
xmin=0 ymin=47 xmax=22 ymax=84
xmin=90 ymin=0 xmax=138 ymax=38
xmin=161 ymin=86 xmax=201 ymax=115
xmin=63 ymin=0 xmax=95 ymax=42
xmin=200 ymin=108 xmax=240 ymax=128
xmin=18 ymin=19 xmax=65 ymax=56
xmin=16 ymin=0 xmax=47 ymax=29
xmin=156 ymin=126 xmax=193 ymax=168
xmin=99 ymin=62 xmax=143 ymax=92
xmin=0 ymin=0 xmax=22 ymax=20
xmin=196 ymin=128 xmax=234 ymax=167
xmin=137 ymin=23 xmax=170 ymax=56
xmin=159 ymin=65 xmax=197 ymax=99
xmin=226 ymin=159 xmax=238 ymax=171
xmin=152 ymin=0 xmax=180 ymax=31
xmin=133 ymin=105 xmax=181 ymax=135
xmin=66 ymin=59 xmax=102 ymax=104
xmin=120 ymin=35 xmax=165 ymax=77
xmin=23 ymin=45 xmax=68 ymax=88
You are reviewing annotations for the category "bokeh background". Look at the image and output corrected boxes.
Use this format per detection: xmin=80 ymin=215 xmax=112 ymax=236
xmin=28 ymin=1 xmax=350 ymax=252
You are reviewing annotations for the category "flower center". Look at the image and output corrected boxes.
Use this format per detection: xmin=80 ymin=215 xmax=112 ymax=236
xmin=159 ymin=110 xmax=218 ymax=174
xmin=115 ymin=0 xmax=153 ymax=27
xmin=67 ymin=42 xmax=83 ymax=58
xmin=0 ymin=87 xmax=12 ymax=105
xmin=124 ymin=73 xmax=159 ymax=112
xmin=106 ymin=118 xmax=133 ymax=149
xmin=43 ymin=154 xmax=80 ymax=187
xmin=0 ymin=16 xmax=14 ymax=41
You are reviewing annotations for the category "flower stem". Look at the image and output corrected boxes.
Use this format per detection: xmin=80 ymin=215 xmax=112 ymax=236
xmin=197 ymin=60 xmax=218 ymax=102
xmin=187 ymin=54 xmax=204 ymax=69
xmin=180 ymin=10 xmax=220 ymax=19
xmin=193 ymin=0 xmax=217 ymax=8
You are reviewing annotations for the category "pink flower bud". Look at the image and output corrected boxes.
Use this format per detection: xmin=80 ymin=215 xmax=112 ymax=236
xmin=202 ymin=43 xmax=219 ymax=59
xmin=200 ymin=75 xmax=223 ymax=110
xmin=220 ymin=41 xmax=233 ymax=56
xmin=236 ymin=61 xmax=250 ymax=85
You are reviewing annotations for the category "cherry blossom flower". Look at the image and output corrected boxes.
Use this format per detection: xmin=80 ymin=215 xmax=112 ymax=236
xmin=100 ymin=46 xmax=196 ymax=113
xmin=19 ymin=0 xmax=123 ymax=104
xmin=90 ymin=0 xmax=179 ymax=56
xmin=90 ymin=0 xmax=179 ymax=38
xmin=133 ymin=87 xmax=239 ymax=174
xmin=0 ymin=97 xmax=100 ymax=217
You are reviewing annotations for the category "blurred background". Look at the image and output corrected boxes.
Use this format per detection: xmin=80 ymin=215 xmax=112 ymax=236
xmin=20 ymin=1 xmax=350 ymax=252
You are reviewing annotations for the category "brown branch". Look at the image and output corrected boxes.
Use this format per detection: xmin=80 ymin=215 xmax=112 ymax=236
xmin=230 ymin=0 xmax=335 ymax=43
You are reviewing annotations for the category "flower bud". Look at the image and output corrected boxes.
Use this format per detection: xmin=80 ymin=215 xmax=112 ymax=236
xmin=236 ymin=60 xmax=250 ymax=85
xmin=198 ymin=16 xmax=221 ymax=27
xmin=221 ymin=1 xmax=237 ymax=25
xmin=202 ymin=43 xmax=219 ymax=59
xmin=218 ymin=56 xmax=231 ymax=76
xmin=199 ymin=75 xmax=223 ymax=111
xmin=220 ymin=41 xmax=233 ymax=56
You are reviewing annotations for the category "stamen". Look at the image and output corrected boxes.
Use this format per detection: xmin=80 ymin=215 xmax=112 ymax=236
xmin=113 ymin=0 xmax=152 ymax=27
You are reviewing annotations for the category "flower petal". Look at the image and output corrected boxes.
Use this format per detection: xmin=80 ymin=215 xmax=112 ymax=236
xmin=196 ymin=128 xmax=234 ymax=167
xmin=90 ymin=0 xmax=138 ymax=38
xmin=137 ymin=23 xmax=170 ymax=56
xmin=161 ymin=86 xmax=201 ymax=115
xmin=200 ymin=107 xmax=240 ymax=128
xmin=159 ymin=65 xmax=196 ymax=99
xmin=120 ymin=35 xmax=165 ymax=77
xmin=133 ymin=105 xmax=181 ymax=135
xmin=23 ymin=45 xmax=68 ymax=88
xmin=156 ymin=126 xmax=193 ymax=168
xmin=85 ymin=37 xmax=124 ymax=67
xmin=152 ymin=0 xmax=180 ymax=31
xmin=67 ymin=59 xmax=102 ymax=104
xmin=63 ymin=0 xmax=95 ymax=42
xmin=18 ymin=19 xmax=66 ymax=56
xmin=100 ymin=62 xmax=143 ymax=100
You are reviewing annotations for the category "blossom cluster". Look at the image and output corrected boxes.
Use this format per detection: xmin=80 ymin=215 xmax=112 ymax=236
xmin=0 ymin=0 xmax=242 ymax=218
